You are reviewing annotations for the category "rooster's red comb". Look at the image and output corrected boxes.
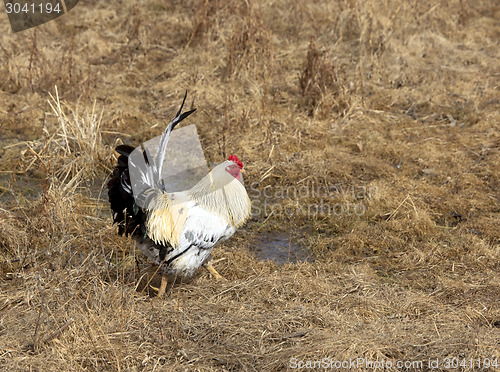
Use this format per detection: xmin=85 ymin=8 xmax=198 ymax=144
xmin=228 ymin=155 xmax=243 ymax=169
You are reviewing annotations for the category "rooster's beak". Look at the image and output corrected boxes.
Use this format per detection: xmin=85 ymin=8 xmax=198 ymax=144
xmin=240 ymin=168 xmax=246 ymax=173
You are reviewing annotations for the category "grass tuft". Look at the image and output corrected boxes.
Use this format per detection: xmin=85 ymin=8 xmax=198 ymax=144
xmin=22 ymin=86 xmax=112 ymax=189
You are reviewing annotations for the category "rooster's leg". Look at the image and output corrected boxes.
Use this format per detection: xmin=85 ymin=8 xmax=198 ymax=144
xmin=157 ymin=275 xmax=168 ymax=297
xmin=204 ymin=262 xmax=227 ymax=281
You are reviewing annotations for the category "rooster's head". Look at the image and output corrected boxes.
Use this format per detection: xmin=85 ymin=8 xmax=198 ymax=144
xmin=226 ymin=155 xmax=244 ymax=181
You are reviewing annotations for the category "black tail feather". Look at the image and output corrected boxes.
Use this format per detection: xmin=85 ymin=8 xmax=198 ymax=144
xmin=107 ymin=145 xmax=145 ymax=237
xmin=172 ymin=91 xmax=197 ymax=131
xmin=108 ymin=93 xmax=196 ymax=241
xmin=115 ymin=144 xmax=135 ymax=157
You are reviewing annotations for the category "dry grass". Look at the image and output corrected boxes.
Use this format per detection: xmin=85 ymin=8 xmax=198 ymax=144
xmin=20 ymin=87 xmax=113 ymax=191
xmin=0 ymin=0 xmax=499 ymax=370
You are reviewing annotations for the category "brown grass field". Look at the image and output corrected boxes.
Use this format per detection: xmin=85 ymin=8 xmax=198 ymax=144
xmin=0 ymin=0 xmax=499 ymax=370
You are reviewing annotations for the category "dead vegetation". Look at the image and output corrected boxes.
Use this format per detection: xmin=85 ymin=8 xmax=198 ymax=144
xmin=298 ymin=37 xmax=351 ymax=117
xmin=0 ymin=0 xmax=499 ymax=370
xmin=22 ymin=86 xmax=113 ymax=187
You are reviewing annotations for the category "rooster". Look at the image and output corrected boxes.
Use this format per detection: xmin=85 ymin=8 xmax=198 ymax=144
xmin=108 ymin=93 xmax=251 ymax=296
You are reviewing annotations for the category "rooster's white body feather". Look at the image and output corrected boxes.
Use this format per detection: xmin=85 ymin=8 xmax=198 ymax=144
xmin=137 ymin=160 xmax=251 ymax=279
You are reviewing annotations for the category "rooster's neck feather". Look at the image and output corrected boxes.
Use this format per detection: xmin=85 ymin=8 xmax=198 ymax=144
xmin=188 ymin=161 xmax=251 ymax=227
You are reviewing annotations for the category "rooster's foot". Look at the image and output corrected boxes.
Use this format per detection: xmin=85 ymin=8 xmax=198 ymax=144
xmin=204 ymin=262 xmax=227 ymax=281
xmin=150 ymin=275 xmax=169 ymax=297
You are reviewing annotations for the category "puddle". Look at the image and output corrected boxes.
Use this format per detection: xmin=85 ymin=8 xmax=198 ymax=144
xmin=0 ymin=174 xmax=43 ymax=204
xmin=0 ymin=173 xmax=109 ymax=205
xmin=250 ymin=233 xmax=312 ymax=264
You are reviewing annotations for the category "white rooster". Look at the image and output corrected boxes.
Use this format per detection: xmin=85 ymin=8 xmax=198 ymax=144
xmin=108 ymin=93 xmax=251 ymax=296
